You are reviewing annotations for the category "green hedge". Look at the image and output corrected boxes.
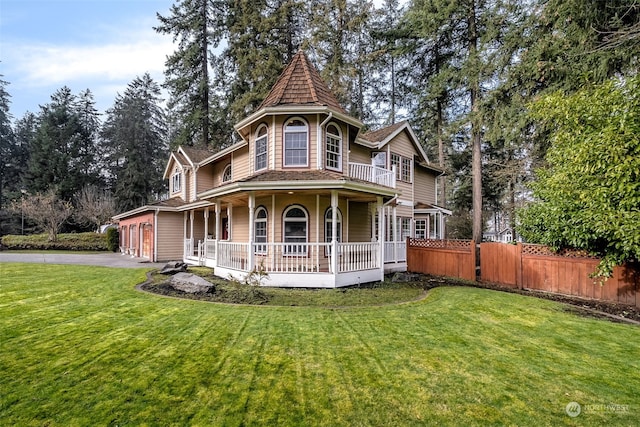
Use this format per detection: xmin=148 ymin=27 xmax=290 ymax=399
xmin=1 ymin=233 xmax=109 ymax=251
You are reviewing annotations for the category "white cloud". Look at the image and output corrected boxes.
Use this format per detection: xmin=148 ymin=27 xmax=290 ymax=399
xmin=8 ymin=32 xmax=172 ymax=87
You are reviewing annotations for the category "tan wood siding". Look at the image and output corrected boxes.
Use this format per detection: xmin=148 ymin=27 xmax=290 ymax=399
xmin=156 ymin=212 xmax=185 ymax=261
xmin=233 ymin=145 xmax=251 ymax=181
xmin=197 ymin=164 xmax=215 ymax=195
xmin=414 ymin=167 xmax=437 ymax=205
xmin=349 ymin=142 xmax=371 ymax=165
xmin=346 ymin=201 xmax=371 ymax=242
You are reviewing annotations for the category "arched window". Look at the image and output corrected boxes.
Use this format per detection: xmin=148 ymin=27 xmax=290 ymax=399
xmin=324 ymin=207 xmax=342 ymax=243
xmin=325 ymin=123 xmax=342 ymax=171
xmin=222 ymin=164 xmax=232 ymax=183
xmin=254 ymin=206 xmax=267 ymax=254
xmin=283 ymin=118 xmax=308 ymax=167
xmin=283 ymin=205 xmax=308 ymax=255
xmin=255 ymin=125 xmax=268 ymax=171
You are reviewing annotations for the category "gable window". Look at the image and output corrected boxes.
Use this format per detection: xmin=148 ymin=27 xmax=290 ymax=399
xmin=222 ymin=164 xmax=232 ymax=183
xmin=255 ymin=125 xmax=268 ymax=171
xmin=402 ymin=157 xmax=412 ymax=182
xmin=391 ymin=152 xmax=412 ymax=183
xmin=171 ymin=169 xmax=181 ymax=193
xmin=284 ymin=118 xmax=308 ymax=167
xmin=283 ymin=205 xmax=307 ymax=255
xmin=254 ymin=206 xmax=267 ymax=254
xmin=325 ymin=123 xmax=342 ymax=171
xmin=391 ymin=153 xmax=401 ymax=180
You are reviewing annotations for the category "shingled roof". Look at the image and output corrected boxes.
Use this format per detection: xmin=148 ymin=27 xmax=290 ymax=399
xmin=360 ymin=121 xmax=408 ymax=144
xmin=257 ymin=50 xmax=347 ymax=114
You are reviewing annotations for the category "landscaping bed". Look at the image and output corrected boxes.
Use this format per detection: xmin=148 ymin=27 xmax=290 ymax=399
xmin=142 ymin=267 xmax=640 ymax=323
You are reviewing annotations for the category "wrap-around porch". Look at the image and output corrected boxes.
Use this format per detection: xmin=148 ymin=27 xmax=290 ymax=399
xmin=181 ymin=190 xmax=408 ymax=288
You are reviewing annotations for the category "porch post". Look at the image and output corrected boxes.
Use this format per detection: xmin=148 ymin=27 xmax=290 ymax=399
xmin=227 ymin=205 xmax=233 ymax=240
xmin=204 ymin=208 xmax=209 ymax=239
xmin=183 ymin=211 xmax=188 ymax=258
xmin=189 ymin=211 xmax=195 ymax=257
xmin=248 ymin=193 xmax=255 ymax=271
xmin=377 ymin=196 xmax=384 ymax=278
xmin=392 ymin=205 xmax=398 ymax=262
xmin=215 ymin=201 xmax=221 ymax=240
xmin=331 ymin=190 xmax=338 ymax=275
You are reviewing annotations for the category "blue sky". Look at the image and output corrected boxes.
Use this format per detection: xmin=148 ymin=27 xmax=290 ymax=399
xmin=0 ymin=0 xmax=176 ymax=120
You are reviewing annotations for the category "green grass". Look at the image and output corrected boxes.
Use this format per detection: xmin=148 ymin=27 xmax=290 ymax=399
xmin=1 ymin=263 xmax=639 ymax=426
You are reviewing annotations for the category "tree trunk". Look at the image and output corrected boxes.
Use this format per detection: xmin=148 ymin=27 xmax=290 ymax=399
xmin=468 ymin=0 xmax=482 ymax=276
xmin=201 ymin=0 xmax=209 ymax=148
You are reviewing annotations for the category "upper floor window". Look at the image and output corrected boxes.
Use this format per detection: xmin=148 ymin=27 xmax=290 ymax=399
xmin=402 ymin=157 xmax=412 ymax=182
xmin=171 ymin=169 xmax=181 ymax=193
xmin=325 ymin=123 xmax=342 ymax=171
xmin=255 ymin=125 xmax=268 ymax=171
xmin=284 ymin=118 xmax=308 ymax=167
xmin=222 ymin=164 xmax=232 ymax=183
xmin=283 ymin=205 xmax=308 ymax=254
xmin=391 ymin=152 xmax=412 ymax=183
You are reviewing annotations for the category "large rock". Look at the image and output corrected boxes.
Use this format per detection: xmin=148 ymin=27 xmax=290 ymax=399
xmin=159 ymin=261 xmax=188 ymax=275
xmin=169 ymin=272 xmax=215 ymax=294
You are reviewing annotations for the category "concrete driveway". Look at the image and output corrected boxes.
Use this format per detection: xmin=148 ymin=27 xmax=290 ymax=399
xmin=0 ymin=252 xmax=167 ymax=269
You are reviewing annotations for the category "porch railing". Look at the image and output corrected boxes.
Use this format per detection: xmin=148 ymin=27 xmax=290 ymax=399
xmin=256 ymin=242 xmax=330 ymax=273
xmin=384 ymin=240 xmax=407 ymax=263
xmin=201 ymin=240 xmax=382 ymax=274
xmin=338 ymin=242 xmax=380 ymax=272
xmin=348 ymin=162 xmax=396 ymax=188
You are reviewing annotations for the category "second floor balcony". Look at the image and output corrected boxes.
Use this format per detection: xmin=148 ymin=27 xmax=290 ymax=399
xmin=348 ymin=162 xmax=396 ymax=188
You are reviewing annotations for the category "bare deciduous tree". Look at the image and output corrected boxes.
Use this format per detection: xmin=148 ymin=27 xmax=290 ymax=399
xmin=12 ymin=190 xmax=73 ymax=241
xmin=75 ymin=185 xmax=117 ymax=232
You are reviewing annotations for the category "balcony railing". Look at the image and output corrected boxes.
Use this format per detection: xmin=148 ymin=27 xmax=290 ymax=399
xmin=348 ymin=162 xmax=396 ymax=188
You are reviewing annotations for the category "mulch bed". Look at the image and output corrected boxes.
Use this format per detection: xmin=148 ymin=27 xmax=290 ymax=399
xmin=140 ymin=270 xmax=640 ymax=325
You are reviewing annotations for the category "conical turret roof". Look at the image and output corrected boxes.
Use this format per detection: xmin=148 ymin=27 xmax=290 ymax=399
xmin=258 ymin=50 xmax=347 ymax=114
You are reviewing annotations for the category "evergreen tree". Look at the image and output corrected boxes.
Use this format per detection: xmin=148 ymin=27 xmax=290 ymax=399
xmin=24 ymin=87 xmax=99 ymax=202
xmin=221 ymin=0 xmax=309 ymax=124
xmin=101 ymin=74 xmax=168 ymax=212
xmin=0 ymin=77 xmax=15 ymax=234
xmin=155 ymin=0 xmax=228 ymax=149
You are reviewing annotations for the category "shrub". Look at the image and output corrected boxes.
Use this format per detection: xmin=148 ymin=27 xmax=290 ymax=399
xmin=0 ymin=233 xmax=109 ymax=251
xmin=106 ymin=228 xmax=119 ymax=252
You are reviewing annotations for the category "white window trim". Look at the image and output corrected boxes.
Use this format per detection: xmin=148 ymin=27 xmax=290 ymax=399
xmin=222 ymin=164 xmax=232 ymax=183
xmin=325 ymin=122 xmax=342 ymax=172
xmin=254 ymin=206 xmax=267 ymax=254
xmin=255 ymin=124 xmax=268 ymax=172
xmin=283 ymin=205 xmax=308 ymax=255
xmin=283 ymin=117 xmax=309 ymax=167
xmin=171 ymin=169 xmax=181 ymax=194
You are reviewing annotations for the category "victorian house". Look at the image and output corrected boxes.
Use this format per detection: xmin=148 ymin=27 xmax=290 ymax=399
xmin=113 ymin=51 xmax=450 ymax=287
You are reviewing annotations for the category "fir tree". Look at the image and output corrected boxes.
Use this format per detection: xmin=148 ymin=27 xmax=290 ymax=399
xmin=155 ymin=0 xmax=228 ymax=149
xmin=101 ymin=74 xmax=168 ymax=212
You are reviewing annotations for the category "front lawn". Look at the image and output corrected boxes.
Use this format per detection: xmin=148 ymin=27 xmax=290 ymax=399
xmin=1 ymin=263 xmax=638 ymax=425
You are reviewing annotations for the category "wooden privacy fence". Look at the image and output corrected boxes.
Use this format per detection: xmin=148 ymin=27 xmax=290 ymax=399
xmin=406 ymin=239 xmax=476 ymax=282
xmin=407 ymin=239 xmax=640 ymax=308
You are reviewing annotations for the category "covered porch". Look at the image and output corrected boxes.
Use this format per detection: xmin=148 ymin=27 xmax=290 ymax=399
xmin=181 ymin=185 xmax=407 ymax=288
